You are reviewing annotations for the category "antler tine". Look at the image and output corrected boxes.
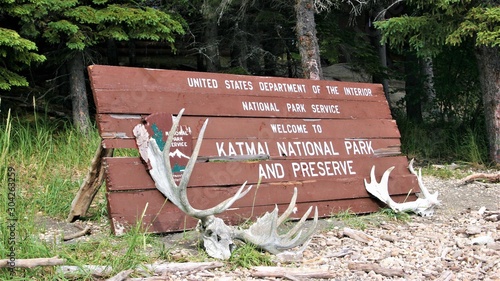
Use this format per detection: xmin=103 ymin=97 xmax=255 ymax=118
xmin=234 ymin=188 xmax=317 ymax=254
xmin=277 ymin=206 xmax=318 ymax=250
xmin=364 ymin=165 xmax=395 ymax=205
xmin=274 ymin=187 xmax=318 ymax=241
xmin=159 ymin=109 xmax=252 ymax=220
xmin=281 ymin=205 xmax=316 ymax=240
xmin=277 ymin=187 xmax=299 ymax=225
xmin=408 ymin=159 xmax=434 ymax=199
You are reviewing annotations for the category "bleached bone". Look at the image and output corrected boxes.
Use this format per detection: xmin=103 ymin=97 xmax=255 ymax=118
xmin=133 ymin=109 xmax=317 ymax=259
xmin=364 ymin=159 xmax=440 ymax=216
xmin=233 ymin=187 xmax=318 ymax=254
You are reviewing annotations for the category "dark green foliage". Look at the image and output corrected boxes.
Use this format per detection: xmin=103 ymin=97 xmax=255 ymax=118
xmin=432 ymin=44 xmax=482 ymax=123
xmin=394 ymin=43 xmax=488 ymax=163
xmin=376 ymin=0 xmax=500 ymax=56
xmin=316 ymin=11 xmax=387 ymax=80
xmin=18 ymin=1 xmax=186 ymax=51
xmin=0 ymin=0 xmax=185 ymax=93
xmin=0 ymin=0 xmax=46 ymax=90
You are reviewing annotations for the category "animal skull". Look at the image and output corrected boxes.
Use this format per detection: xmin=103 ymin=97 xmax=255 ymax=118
xmin=197 ymin=217 xmax=235 ymax=260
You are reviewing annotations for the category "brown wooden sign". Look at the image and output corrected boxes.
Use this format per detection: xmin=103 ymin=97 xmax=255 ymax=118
xmin=88 ymin=65 xmax=419 ymax=234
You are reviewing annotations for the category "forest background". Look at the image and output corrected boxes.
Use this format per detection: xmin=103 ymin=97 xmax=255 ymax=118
xmin=0 ymin=0 xmax=499 ymax=279
xmin=1 ymin=0 xmax=499 ymax=164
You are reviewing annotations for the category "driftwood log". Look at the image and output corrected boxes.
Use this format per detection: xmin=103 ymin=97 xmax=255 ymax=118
xmin=348 ymin=262 xmax=405 ymax=277
xmin=0 ymin=257 xmax=65 ymax=268
xmin=342 ymin=227 xmax=375 ymax=244
xmin=459 ymin=173 xmax=500 ymax=185
xmin=105 ymin=269 xmax=133 ymax=281
xmin=251 ymin=266 xmax=336 ymax=280
xmin=58 ymin=265 xmax=112 ymax=277
xmin=67 ymin=144 xmax=113 ymax=222
xmin=58 ymin=262 xmax=224 ymax=278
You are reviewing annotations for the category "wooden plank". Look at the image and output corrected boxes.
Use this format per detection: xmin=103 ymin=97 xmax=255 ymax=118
xmin=107 ymin=191 xmax=416 ymax=234
xmin=104 ymin=156 xmax=415 ymax=190
xmin=106 ymin=174 xmax=418 ymax=207
xmin=101 ymin=137 xmax=402 ymax=155
xmin=97 ymin=115 xmax=401 ymax=140
xmin=93 ymin=90 xmax=391 ymax=118
xmin=88 ymin=65 xmax=386 ymax=101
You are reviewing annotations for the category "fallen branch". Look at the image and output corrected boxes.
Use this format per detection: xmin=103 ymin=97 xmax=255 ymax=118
xmin=106 ymin=269 xmax=133 ymax=281
xmin=63 ymin=226 xmax=91 ymax=241
xmin=0 ymin=257 xmax=65 ymax=268
xmin=483 ymin=211 xmax=500 ymax=222
xmin=58 ymin=265 xmax=112 ymax=277
xmin=251 ymin=266 xmax=336 ymax=280
xmin=459 ymin=173 xmax=500 ymax=185
xmin=139 ymin=261 xmax=224 ymax=275
xmin=342 ymin=227 xmax=374 ymax=244
xmin=126 ymin=276 xmax=172 ymax=281
xmin=348 ymin=262 xmax=405 ymax=277
xmin=58 ymin=262 xmax=224 ymax=278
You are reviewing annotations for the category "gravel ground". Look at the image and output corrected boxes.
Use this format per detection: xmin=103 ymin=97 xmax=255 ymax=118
xmin=39 ymin=172 xmax=500 ymax=280
xmin=165 ymin=175 xmax=500 ymax=281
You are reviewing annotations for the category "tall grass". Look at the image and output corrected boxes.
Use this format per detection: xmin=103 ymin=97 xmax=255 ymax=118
xmin=0 ymin=110 xmax=98 ymax=279
xmin=396 ymin=116 xmax=489 ymax=165
xmin=0 ymin=110 xmax=172 ymax=279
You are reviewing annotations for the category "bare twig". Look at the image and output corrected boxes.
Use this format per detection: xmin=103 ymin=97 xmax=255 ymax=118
xmin=348 ymin=262 xmax=405 ymax=277
xmin=251 ymin=266 xmax=336 ymax=279
xmin=63 ymin=226 xmax=91 ymax=241
xmin=0 ymin=257 xmax=65 ymax=268
xmin=58 ymin=265 xmax=112 ymax=277
xmin=138 ymin=261 xmax=224 ymax=275
xmin=106 ymin=269 xmax=133 ymax=281
xmin=342 ymin=227 xmax=374 ymax=244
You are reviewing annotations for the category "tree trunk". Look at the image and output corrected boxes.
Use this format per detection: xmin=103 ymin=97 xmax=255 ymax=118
xmin=230 ymin=22 xmax=248 ymax=71
xmin=370 ymin=6 xmax=390 ymax=102
xmin=69 ymin=51 xmax=90 ymax=134
xmin=204 ymin=20 xmax=220 ymax=72
xmin=476 ymin=46 xmax=500 ymax=163
xmin=128 ymin=40 xmax=136 ymax=66
xmin=295 ymin=0 xmax=322 ymax=80
xmin=404 ymin=51 xmax=423 ymax=122
xmin=375 ymin=35 xmax=390 ymax=101
xmin=421 ymin=56 xmax=437 ymax=119
xmin=202 ymin=1 xmax=220 ymax=72
xmin=107 ymin=39 xmax=118 ymax=65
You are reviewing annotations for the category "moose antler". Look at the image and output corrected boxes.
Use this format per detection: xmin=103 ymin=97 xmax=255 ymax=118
xmin=141 ymin=109 xmax=252 ymax=222
xmin=364 ymin=159 xmax=440 ymax=216
xmin=133 ymin=109 xmax=317 ymax=259
xmin=234 ymin=187 xmax=318 ymax=254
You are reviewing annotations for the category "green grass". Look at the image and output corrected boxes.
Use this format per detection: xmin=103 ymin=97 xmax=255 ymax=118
xmin=228 ymin=243 xmax=273 ymax=269
xmin=331 ymin=209 xmax=368 ymax=230
xmin=0 ymin=112 xmax=154 ymax=279
xmin=329 ymin=208 xmax=412 ymax=231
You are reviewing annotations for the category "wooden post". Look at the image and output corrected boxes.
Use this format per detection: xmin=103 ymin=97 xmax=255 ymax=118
xmin=67 ymin=144 xmax=113 ymax=222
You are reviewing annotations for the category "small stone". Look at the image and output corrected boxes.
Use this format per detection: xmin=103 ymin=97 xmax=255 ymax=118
xmin=465 ymin=226 xmax=482 ymax=235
